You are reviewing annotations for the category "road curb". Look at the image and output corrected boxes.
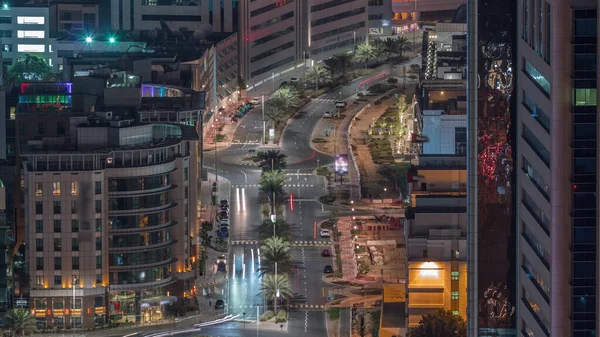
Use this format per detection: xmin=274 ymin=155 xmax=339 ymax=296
xmin=196 ymin=278 xmax=228 ymax=287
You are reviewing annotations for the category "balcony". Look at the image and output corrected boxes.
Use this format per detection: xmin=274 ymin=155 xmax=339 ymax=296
xmin=109 ymin=257 xmax=177 ymax=271
xmin=109 ymin=239 xmax=177 ymax=253
xmin=107 ymin=202 xmax=177 ymax=216
xmin=108 ymin=184 xmax=177 ymax=197
xmin=108 ymin=275 xmax=177 ymax=291
xmin=109 ymin=220 xmax=177 ymax=234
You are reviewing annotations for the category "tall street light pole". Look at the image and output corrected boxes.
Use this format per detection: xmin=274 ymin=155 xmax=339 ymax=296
xmin=262 ymin=95 xmax=266 ymax=145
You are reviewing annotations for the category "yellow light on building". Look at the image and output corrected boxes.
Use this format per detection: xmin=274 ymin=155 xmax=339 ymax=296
xmin=419 ymin=261 xmax=440 ymax=277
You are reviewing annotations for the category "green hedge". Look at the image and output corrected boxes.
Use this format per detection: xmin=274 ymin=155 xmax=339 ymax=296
xmin=260 ymin=310 xmax=275 ymax=321
xmin=276 ymin=310 xmax=288 ymax=323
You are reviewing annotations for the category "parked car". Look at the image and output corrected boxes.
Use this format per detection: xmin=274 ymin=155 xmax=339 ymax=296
xmin=323 ymin=111 xmax=332 ymax=118
xmin=321 ymin=249 xmax=331 ymax=257
xmin=219 ymin=210 xmax=229 ymax=219
xmin=216 ymin=255 xmax=227 ymax=265
xmin=220 ymin=199 xmax=229 ymax=207
xmin=214 ymin=299 xmax=225 ymax=309
xmin=323 ymin=265 xmax=334 ymax=273
xmin=251 ymin=97 xmax=261 ymax=106
xmin=217 ymin=262 xmax=226 ymax=272
xmin=220 ymin=219 xmax=229 ymax=226
xmin=320 ymin=229 xmax=331 ymax=238
xmin=290 ymin=77 xmax=299 ymax=83
xmin=218 ymin=227 xmax=229 ymax=238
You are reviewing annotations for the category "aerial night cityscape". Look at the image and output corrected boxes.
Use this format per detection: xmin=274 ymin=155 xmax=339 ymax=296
xmin=0 ymin=0 xmax=593 ymax=336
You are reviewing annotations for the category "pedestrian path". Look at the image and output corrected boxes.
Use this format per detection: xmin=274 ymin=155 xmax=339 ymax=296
xmin=312 ymin=98 xmax=340 ymax=103
xmin=231 ymin=183 xmax=316 ymax=188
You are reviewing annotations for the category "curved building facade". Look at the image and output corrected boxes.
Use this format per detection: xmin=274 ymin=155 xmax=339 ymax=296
xmin=23 ymin=121 xmax=198 ymax=329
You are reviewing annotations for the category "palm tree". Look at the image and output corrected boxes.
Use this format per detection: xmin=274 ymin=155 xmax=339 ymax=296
xmin=355 ymin=43 xmax=378 ymax=68
xmin=5 ymin=308 xmax=37 ymax=336
xmin=265 ymin=97 xmax=288 ymax=129
xmin=259 ymin=169 xmax=286 ymax=195
xmin=271 ymin=87 xmax=300 ymax=108
xmin=394 ymin=36 xmax=412 ymax=59
xmin=322 ymin=58 xmax=339 ymax=80
xmin=306 ymin=65 xmax=331 ymax=90
xmin=260 ymin=274 xmax=293 ymax=305
xmin=257 ymin=150 xmax=287 ymax=171
xmin=259 ymin=236 xmax=294 ymax=276
xmin=332 ymin=53 xmax=353 ymax=78
xmin=383 ymin=38 xmax=398 ymax=60
xmin=259 ymin=219 xmax=292 ymax=241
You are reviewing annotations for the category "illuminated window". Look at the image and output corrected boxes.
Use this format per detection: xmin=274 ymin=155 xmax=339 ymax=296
xmin=53 ymin=182 xmax=61 ymax=195
xmin=71 ymin=182 xmax=78 ymax=195
xmin=523 ymin=59 xmax=550 ymax=95
xmin=48 ymin=58 xmax=52 ymax=66
xmin=17 ymin=30 xmax=45 ymax=38
xmin=9 ymin=107 xmax=15 ymax=120
xmin=35 ymin=182 xmax=43 ymax=196
xmin=452 ymin=311 xmax=459 ymax=316
xmin=17 ymin=16 xmax=45 ymax=24
xmin=17 ymin=44 xmax=45 ymax=52
xmin=451 ymin=291 xmax=459 ymax=300
xmin=36 ymin=276 xmax=44 ymax=285
xmin=574 ymin=88 xmax=597 ymax=106
xmin=451 ymin=271 xmax=459 ymax=281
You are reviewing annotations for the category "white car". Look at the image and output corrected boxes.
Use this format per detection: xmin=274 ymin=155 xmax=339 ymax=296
xmin=320 ymin=229 xmax=331 ymax=238
xmin=251 ymin=97 xmax=261 ymax=106
xmin=323 ymin=111 xmax=332 ymax=118
xmin=335 ymin=101 xmax=347 ymax=108
xmin=290 ymin=77 xmax=299 ymax=83
xmin=220 ymin=219 xmax=229 ymax=226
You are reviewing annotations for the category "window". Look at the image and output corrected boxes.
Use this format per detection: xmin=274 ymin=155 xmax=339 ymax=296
xmin=522 ymin=125 xmax=550 ymax=167
xmin=452 ymin=311 xmax=459 ymax=316
xmin=17 ymin=44 xmax=45 ymax=52
xmin=141 ymin=14 xmax=201 ymax=21
xmin=53 ymin=219 xmax=61 ymax=232
xmin=0 ymin=16 xmax=11 ymax=23
xmin=574 ymin=18 xmax=597 ymax=36
xmin=522 ymin=90 xmax=551 ymax=133
xmin=71 ymin=182 xmax=77 ymax=195
xmin=35 ymin=238 xmax=43 ymax=251
xmin=95 ymin=200 xmax=102 ymax=213
xmin=17 ymin=16 xmax=45 ymax=24
xmin=250 ymin=11 xmax=294 ymax=31
xmin=71 ymin=201 xmax=77 ymax=214
xmin=522 ymin=156 xmax=550 ymax=199
xmin=36 ymin=276 xmax=44 ymax=285
xmin=95 ymin=218 xmax=102 ymax=232
xmin=451 ymin=271 xmax=459 ymax=281
xmin=54 ymin=238 xmax=61 ymax=251
xmin=312 ymin=22 xmax=365 ymax=42
xmin=574 ymin=88 xmax=597 ymax=106
xmin=251 ymin=56 xmax=295 ymax=77
xmin=53 ymin=182 xmax=61 ymax=196
xmin=35 ymin=183 xmax=43 ymax=196
xmin=72 ymin=257 xmax=79 ymax=270
xmin=184 ymin=167 xmax=189 ymax=181
xmin=73 ymin=298 xmax=82 ymax=310
xmin=251 ymin=0 xmax=294 ymax=17
xmin=37 ymin=122 xmax=46 ymax=135
xmin=53 ymin=201 xmax=61 ymax=214
xmin=0 ymin=30 xmax=11 ymax=38
xmin=522 ymin=190 xmax=551 ymax=233
xmin=95 ymin=256 xmax=102 ymax=269
xmin=251 ymin=26 xmax=294 ymax=47
xmin=522 ymin=256 xmax=550 ymax=300
xmin=36 ymin=257 xmax=43 ymax=270
xmin=455 ymin=127 xmax=466 ymax=155
xmin=95 ymin=237 xmax=102 ymax=250
xmin=523 ymin=59 xmax=550 ymax=95
xmin=17 ymin=30 xmax=45 ymax=38
xmin=94 ymin=181 xmax=102 ymax=194
xmin=54 ymin=257 xmax=62 ymax=270
xmin=523 ymin=223 xmax=551 ymax=268
xmin=96 ymin=274 xmax=102 ymax=284
xmin=2 ymin=44 xmax=11 ymax=52
xmin=251 ymin=41 xmax=295 ymax=63
xmin=53 ymin=275 xmax=62 ymax=286
xmin=35 ymin=201 xmax=43 ymax=214
xmin=35 ymin=220 xmax=43 ymax=233
xmin=311 ymin=7 xmax=366 ymax=26
xmin=71 ymin=238 xmax=79 ymax=251
xmin=451 ymin=291 xmax=459 ymax=300
xmin=71 ymin=219 xmax=79 ymax=232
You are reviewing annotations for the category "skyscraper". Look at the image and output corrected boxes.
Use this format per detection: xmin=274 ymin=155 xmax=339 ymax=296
xmin=515 ymin=0 xmax=598 ymax=336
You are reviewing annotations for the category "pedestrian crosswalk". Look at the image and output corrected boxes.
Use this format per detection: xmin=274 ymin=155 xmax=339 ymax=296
xmin=230 ymin=240 xmax=330 ymax=246
xmin=231 ymin=184 xmax=315 ymax=188
xmin=230 ymin=240 xmax=260 ymax=245
xmin=312 ymin=98 xmax=338 ymax=103
xmin=232 ymin=304 xmax=325 ymax=310
xmin=238 ymin=161 xmax=259 ymax=166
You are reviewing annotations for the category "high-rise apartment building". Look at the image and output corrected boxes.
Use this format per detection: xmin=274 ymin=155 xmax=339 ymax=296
xmin=239 ymin=0 xmax=369 ymax=87
xmin=15 ymin=78 xmax=199 ymax=329
xmin=515 ymin=0 xmax=597 ymax=336
xmin=110 ymin=0 xmax=238 ymax=32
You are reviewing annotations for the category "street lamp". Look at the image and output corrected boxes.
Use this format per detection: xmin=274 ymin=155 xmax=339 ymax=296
xmin=85 ymin=36 xmax=93 ymax=44
xmin=383 ymin=188 xmax=387 ymax=207
xmin=108 ymin=37 xmax=116 ymax=44
xmin=72 ymin=277 xmax=78 ymax=335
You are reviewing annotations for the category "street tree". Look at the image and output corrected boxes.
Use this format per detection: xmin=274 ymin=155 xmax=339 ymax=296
xmin=5 ymin=54 xmax=53 ymax=84
xmin=259 ymin=169 xmax=286 ymax=196
xmin=265 ymin=97 xmax=288 ymax=129
xmin=258 ymin=236 xmax=294 ymax=276
xmin=332 ymin=53 xmax=354 ymax=78
xmin=259 ymin=218 xmax=292 ymax=241
xmin=257 ymin=150 xmax=287 ymax=171
xmin=260 ymin=274 xmax=292 ymax=304
xmin=5 ymin=308 xmax=38 ymax=336
xmin=353 ymin=313 xmax=369 ymax=337
xmin=271 ymin=87 xmax=300 ymax=108
xmin=355 ymin=43 xmax=378 ymax=68
xmin=382 ymin=38 xmax=398 ymax=60
xmin=411 ymin=309 xmax=467 ymax=337
xmin=394 ymin=36 xmax=412 ymax=59
xmin=306 ymin=65 xmax=331 ymax=91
